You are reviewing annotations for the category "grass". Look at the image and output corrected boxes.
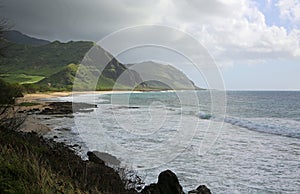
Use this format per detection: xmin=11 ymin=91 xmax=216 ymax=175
xmin=0 ymin=126 xmax=133 ymax=194
xmin=0 ymin=144 xmax=97 ymax=194
xmin=0 ymin=74 xmax=45 ymax=84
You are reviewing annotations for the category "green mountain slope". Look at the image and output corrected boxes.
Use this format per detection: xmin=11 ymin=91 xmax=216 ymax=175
xmin=37 ymin=63 xmax=118 ymax=91
xmin=0 ymin=40 xmax=94 ymax=76
xmin=0 ymin=31 xmax=199 ymax=91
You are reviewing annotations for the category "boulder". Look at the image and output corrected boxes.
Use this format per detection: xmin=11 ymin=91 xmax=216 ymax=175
xmin=91 ymin=151 xmax=121 ymax=166
xmin=141 ymin=170 xmax=184 ymax=194
xmin=188 ymin=185 xmax=211 ymax=194
xmin=87 ymin=151 xmax=105 ymax=165
xmin=157 ymin=170 xmax=184 ymax=194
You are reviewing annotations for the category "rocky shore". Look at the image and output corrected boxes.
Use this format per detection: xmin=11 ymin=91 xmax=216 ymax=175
xmin=2 ymin=94 xmax=212 ymax=193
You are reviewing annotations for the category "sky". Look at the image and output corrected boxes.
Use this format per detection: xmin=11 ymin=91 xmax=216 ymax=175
xmin=1 ymin=0 xmax=300 ymax=90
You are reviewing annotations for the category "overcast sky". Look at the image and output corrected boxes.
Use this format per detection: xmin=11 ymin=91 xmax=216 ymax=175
xmin=1 ymin=0 xmax=300 ymax=90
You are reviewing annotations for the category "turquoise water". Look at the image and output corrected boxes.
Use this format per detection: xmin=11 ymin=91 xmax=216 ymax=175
xmin=48 ymin=91 xmax=300 ymax=193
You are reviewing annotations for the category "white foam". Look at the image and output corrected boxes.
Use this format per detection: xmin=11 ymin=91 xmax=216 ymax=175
xmin=224 ymin=117 xmax=300 ymax=138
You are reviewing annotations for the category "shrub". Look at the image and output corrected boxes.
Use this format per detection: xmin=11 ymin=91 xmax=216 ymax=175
xmin=0 ymin=78 xmax=23 ymax=105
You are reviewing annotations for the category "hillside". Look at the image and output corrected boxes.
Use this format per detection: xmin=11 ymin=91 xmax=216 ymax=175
xmin=126 ymin=61 xmax=198 ymax=90
xmin=2 ymin=30 xmax=50 ymax=46
xmin=0 ymin=31 xmax=199 ymax=91
xmin=0 ymin=39 xmax=94 ymax=76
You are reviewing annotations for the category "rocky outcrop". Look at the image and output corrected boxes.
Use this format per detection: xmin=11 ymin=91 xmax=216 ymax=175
xmin=157 ymin=170 xmax=185 ymax=194
xmin=39 ymin=102 xmax=97 ymax=115
xmin=19 ymin=117 xmax=51 ymax=134
xmin=188 ymin=185 xmax=211 ymax=194
xmin=87 ymin=151 xmax=105 ymax=165
xmin=141 ymin=170 xmax=212 ymax=194
xmin=141 ymin=170 xmax=184 ymax=194
xmin=20 ymin=101 xmax=97 ymax=116
xmin=88 ymin=151 xmax=121 ymax=166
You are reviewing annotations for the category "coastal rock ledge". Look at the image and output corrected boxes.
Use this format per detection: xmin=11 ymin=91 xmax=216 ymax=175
xmin=141 ymin=170 xmax=211 ymax=194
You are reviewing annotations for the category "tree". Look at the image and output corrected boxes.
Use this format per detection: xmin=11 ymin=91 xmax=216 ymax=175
xmin=0 ymin=18 xmax=9 ymax=57
xmin=0 ymin=78 xmax=23 ymax=104
xmin=0 ymin=18 xmax=25 ymax=129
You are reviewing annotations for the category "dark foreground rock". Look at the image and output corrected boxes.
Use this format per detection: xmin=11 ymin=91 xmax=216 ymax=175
xmin=141 ymin=170 xmax=184 ymax=194
xmin=88 ymin=151 xmax=121 ymax=166
xmin=140 ymin=169 xmax=212 ymax=194
xmin=188 ymin=185 xmax=212 ymax=194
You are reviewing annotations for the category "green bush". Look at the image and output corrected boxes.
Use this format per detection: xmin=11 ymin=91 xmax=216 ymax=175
xmin=0 ymin=78 xmax=23 ymax=105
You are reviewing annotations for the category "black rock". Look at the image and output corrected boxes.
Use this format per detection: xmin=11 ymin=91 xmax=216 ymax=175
xmin=39 ymin=102 xmax=97 ymax=115
xmin=90 ymin=151 xmax=121 ymax=166
xmin=157 ymin=170 xmax=184 ymax=194
xmin=141 ymin=170 xmax=184 ymax=194
xmin=188 ymin=185 xmax=211 ymax=194
xmin=87 ymin=151 xmax=105 ymax=165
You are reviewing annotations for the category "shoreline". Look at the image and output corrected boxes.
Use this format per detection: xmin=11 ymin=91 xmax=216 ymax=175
xmin=1 ymin=124 xmax=210 ymax=193
xmin=18 ymin=89 xmax=188 ymax=103
xmin=18 ymin=90 xmax=151 ymax=103
xmin=12 ymin=91 xmax=211 ymax=193
xmin=16 ymin=90 xmax=172 ymax=135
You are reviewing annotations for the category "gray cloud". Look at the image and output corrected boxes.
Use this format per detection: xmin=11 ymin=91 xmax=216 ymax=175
xmin=0 ymin=0 xmax=162 ymax=41
xmin=1 ymin=0 xmax=299 ymax=63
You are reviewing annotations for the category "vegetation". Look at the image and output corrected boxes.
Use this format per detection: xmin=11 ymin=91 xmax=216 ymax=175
xmin=0 ymin=31 xmax=199 ymax=92
xmin=0 ymin=73 xmax=44 ymax=84
xmin=0 ymin=143 xmax=94 ymax=194
xmin=0 ymin=126 xmax=140 ymax=194
xmin=0 ymin=40 xmax=94 ymax=76
xmin=0 ymin=78 xmax=23 ymax=105
xmin=0 ymin=78 xmax=25 ymax=139
xmin=0 ymin=37 xmax=142 ymax=91
xmin=126 ymin=61 xmax=198 ymax=90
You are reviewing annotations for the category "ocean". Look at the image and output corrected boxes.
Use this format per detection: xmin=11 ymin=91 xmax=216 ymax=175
xmin=42 ymin=91 xmax=300 ymax=193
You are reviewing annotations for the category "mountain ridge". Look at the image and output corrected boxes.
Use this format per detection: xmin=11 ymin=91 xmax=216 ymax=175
xmin=0 ymin=30 xmax=200 ymax=91
xmin=2 ymin=30 xmax=50 ymax=46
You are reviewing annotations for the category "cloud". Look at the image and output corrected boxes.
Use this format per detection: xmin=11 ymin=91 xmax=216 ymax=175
xmin=0 ymin=0 xmax=299 ymax=65
xmin=0 ymin=0 xmax=165 ymax=40
xmin=276 ymin=0 xmax=300 ymax=24
xmin=156 ymin=0 xmax=300 ymax=65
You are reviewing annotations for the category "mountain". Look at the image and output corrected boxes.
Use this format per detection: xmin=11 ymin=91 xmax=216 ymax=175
xmin=0 ymin=37 xmax=144 ymax=91
xmin=0 ymin=39 xmax=94 ymax=76
xmin=0 ymin=32 xmax=199 ymax=91
xmin=2 ymin=30 xmax=50 ymax=46
xmin=126 ymin=61 xmax=198 ymax=90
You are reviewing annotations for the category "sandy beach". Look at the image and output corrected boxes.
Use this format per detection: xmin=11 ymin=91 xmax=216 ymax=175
xmin=18 ymin=90 xmax=144 ymax=103
xmin=18 ymin=92 xmax=74 ymax=102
